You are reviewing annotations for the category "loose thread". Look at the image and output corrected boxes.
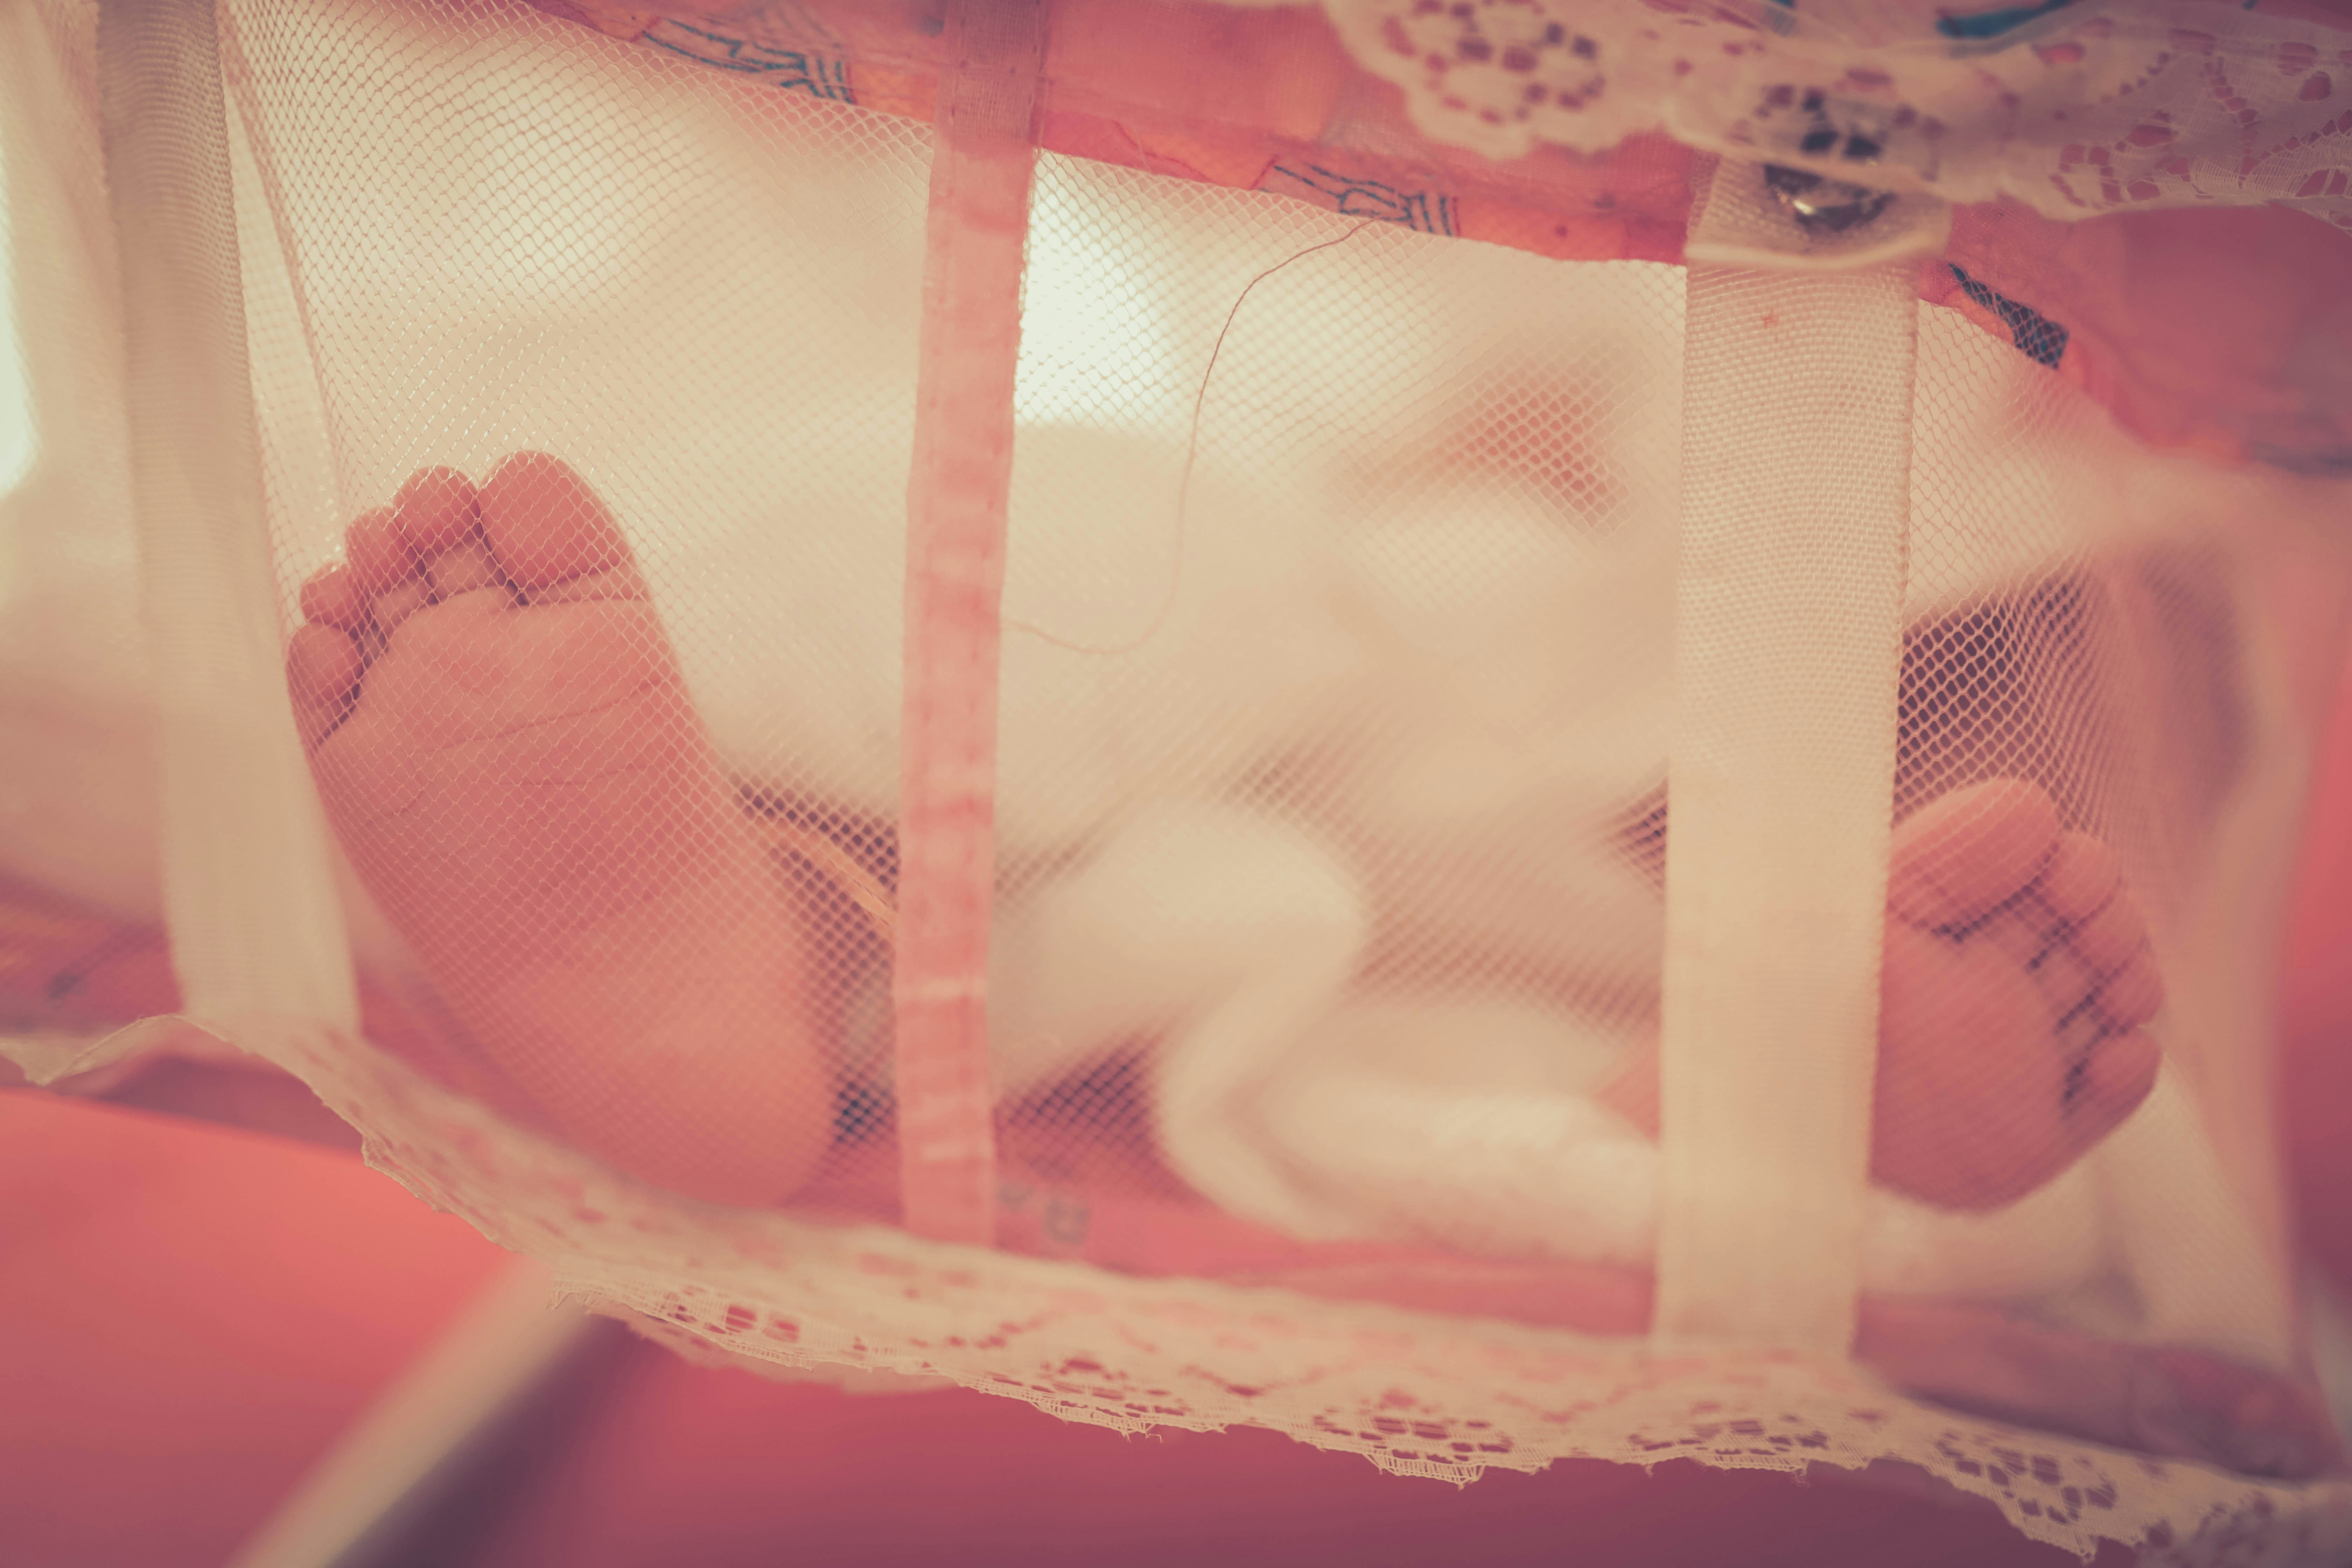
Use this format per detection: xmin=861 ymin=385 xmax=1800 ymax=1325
xmin=1006 ymin=218 xmax=1381 ymax=658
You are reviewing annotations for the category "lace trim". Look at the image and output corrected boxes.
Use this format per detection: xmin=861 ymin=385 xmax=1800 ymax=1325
xmin=209 ymin=1014 xmax=2352 ymax=1567
xmin=1318 ymin=0 xmax=2352 ymax=235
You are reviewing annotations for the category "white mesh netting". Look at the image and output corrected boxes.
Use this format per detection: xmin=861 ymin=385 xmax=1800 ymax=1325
xmin=5 ymin=0 xmax=2352 ymax=1561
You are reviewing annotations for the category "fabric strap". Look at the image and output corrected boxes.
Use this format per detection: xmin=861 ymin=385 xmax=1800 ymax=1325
xmin=892 ymin=0 xmax=1047 ymax=1245
xmin=1653 ymin=164 xmax=1917 ymax=1350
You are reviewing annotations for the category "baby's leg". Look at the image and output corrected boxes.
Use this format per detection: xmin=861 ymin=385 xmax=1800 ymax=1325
xmin=1597 ymin=779 xmax=2163 ymax=1210
xmin=288 ymin=455 xmax=830 ymax=1205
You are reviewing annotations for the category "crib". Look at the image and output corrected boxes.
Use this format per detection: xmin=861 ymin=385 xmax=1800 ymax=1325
xmin=5 ymin=0 xmax=2352 ymax=1559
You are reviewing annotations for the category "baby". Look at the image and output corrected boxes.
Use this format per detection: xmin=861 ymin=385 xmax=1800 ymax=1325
xmin=284 ymin=453 xmax=2165 ymax=1242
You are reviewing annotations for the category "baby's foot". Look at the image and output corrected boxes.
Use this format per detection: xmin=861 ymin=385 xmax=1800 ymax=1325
xmin=288 ymin=455 xmax=830 ymax=1205
xmin=1871 ymin=779 xmax=2162 ymax=1208
xmin=1598 ymin=779 xmax=2163 ymax=1210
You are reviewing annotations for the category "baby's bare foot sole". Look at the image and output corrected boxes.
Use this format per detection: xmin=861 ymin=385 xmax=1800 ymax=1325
xmin=1874 ymin=780 xmax=2162 ymax=1209
xmin=1595 ymin=779 xmax=2163 ymax=1211
xmin=290 ymin=454 xmax=831 ymax=1206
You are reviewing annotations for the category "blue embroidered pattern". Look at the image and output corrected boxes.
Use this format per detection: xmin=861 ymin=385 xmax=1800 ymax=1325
xmin=641 ymin=20 xmax=854 ymax=101
xmin=1949 ymin=264 xmax=2071 ymax=369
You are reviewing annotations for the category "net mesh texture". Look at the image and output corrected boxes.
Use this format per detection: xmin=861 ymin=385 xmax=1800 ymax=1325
xmin=6 ymin=0 xmax=2352 ymax=1561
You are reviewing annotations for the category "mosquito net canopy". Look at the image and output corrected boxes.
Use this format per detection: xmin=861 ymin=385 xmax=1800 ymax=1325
xmin=4 ymin=0 xmax=2351 ymax=1559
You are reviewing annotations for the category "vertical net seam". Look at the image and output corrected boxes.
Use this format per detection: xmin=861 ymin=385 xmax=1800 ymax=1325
xmin=892 ymin=0 xmax=1047 ymax=1244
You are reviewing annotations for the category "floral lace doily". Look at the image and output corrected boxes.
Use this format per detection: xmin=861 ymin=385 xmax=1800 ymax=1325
xmin=1316 ymin=0 xmax=2352 ymax=234
xmin=188 ymin=1012 xmax=2352 ymax=1568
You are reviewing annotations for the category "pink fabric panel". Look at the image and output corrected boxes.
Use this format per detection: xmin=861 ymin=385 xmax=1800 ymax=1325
xmin=532 ymin=0 xmax=2352 ymax=472
xmin=893 ymin=0 xmax=1045 ymax=1246
xmin=1937 ymin=199 xmax=2352 ymax=468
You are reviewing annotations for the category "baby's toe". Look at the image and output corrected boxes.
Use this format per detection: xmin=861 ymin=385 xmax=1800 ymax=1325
xmin=372 ymin=576 xmax=433 ymax=638
xmin=2093 ymin=954 xmax=2165 ymax=1034
xmin=1887 ymin=779 xmax=2062 ymax=930
xmin=346 ymin=506 xmax=417 ymax=594
xmin=388 ymin=465 xmax=513 ymax=602
xmin=2068 ymin=887 xmax=2149 ymax=977
xmin=299 ymin=562 xmax=369 ymax=632
xmin=287 ymin=624 xmax=363 ymax=747
xmin=477 ymin=453 xmax=640 ymax=596
xmin=392 ymin=465 xmax=480 ymax=555
xmin=2034 ymin=832 xmax=2122 ymax=922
